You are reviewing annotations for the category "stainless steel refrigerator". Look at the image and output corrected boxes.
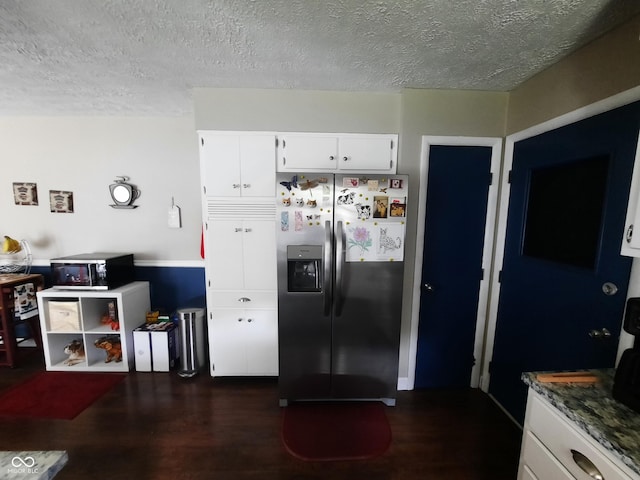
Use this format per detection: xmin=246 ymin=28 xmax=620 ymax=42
xmin=276 ymin=173 xmax=408 ymax=406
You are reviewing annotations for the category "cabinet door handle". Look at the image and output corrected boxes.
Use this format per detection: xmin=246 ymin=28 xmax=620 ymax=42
xmin=237 ymin=318 xmax=243 ymax=322
xmin=329 ymin=155 xmax=335 ymax=161
xmin=626 ymin=224 xmax=633 ymax=243
xmin=232 ymin=183 xmax=241 ymax=189
xmin=342 ymin=156 xmax=349 ymax=162
xmin=244 ymin=228 xmax=252 ymax=233
xmin=571 ymin=449 xmax=604 ymax=480
xmin=242 ymin=183 xmax=251 ymax=189
xmin=234 ymin=228 xmax=242 ymax=233
xmin=238 ymin=297 xmax=251 ymax=303
xmin=247 ymin=318 xmax=253 ymax=323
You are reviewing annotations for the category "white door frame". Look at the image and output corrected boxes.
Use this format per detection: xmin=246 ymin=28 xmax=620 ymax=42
xmin=479 ymin=85 xmax=640 ymax=392
xmin=407 ymin=136 xmax=503 ymax=390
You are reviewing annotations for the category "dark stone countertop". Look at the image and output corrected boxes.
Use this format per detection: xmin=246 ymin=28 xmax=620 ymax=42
xmin=522 ymin=369 xmax=640 ymax=477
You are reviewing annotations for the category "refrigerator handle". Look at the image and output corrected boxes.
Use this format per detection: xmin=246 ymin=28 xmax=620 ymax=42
xmin=323 ymin=220 xmax=332 ymax=316
xmin=335 ymin=220 xmax=345 ymax=316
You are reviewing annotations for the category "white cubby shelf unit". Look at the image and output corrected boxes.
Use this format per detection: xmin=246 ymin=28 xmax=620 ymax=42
xmin=37 ymin=281 xmax=150 ymax=372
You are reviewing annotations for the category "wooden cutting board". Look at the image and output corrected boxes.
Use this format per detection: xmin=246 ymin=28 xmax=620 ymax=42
xmin=536 ymin=372 xmax=599 ymax=384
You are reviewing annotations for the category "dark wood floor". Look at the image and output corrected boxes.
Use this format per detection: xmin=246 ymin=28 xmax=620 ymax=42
xmin=0 ymin=353 xmax=522 ymax=480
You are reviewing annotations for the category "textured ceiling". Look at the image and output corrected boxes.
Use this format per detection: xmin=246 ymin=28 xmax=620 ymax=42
xmin=1 ymin=0 xmax=639 ymax=116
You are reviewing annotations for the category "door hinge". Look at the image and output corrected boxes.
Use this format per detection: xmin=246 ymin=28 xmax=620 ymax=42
xmin=498 ymin=270 xmax=502 ymax=283
xmin=488 ymin=361 xmax=493 ymax=374
xmin=489 ymin=172 xmax=493 ymax=185
xmin=507 ymin=170 xmax=513 ymax=183
xmin=390 ymin=139 xmax=394 ymax=150
xmin=203 ymin=186 xmax=207 ymax=195
xmin=481 ymin=268 xmax=484 ymax=280
xmin=275 ymin=137 xmax=279 ymax=148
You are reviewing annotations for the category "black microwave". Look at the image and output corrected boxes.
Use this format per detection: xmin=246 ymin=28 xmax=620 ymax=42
xmin=50 ymin=253 xmax=134 ymax=290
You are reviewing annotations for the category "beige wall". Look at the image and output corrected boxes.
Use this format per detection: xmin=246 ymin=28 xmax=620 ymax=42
xmin=507 ymin=14 xmax=640 ymax=134
xmin=194 ymin=88 xmax=401 ymax=133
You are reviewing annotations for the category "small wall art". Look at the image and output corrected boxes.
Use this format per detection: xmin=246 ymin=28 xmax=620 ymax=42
xmin=49 ymin=190 xmax=74 ymax=213
xmin=13 ymin=182 xmax=38 ymax=205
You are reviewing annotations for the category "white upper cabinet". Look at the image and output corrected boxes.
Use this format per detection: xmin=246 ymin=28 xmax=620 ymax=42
xmin=277 ymin=133 xmax=398 ymax=173
xmin=200 ymin=131 xmax=276 ymax=198
xmin=621 ymin=131 xmax=640 ymax=257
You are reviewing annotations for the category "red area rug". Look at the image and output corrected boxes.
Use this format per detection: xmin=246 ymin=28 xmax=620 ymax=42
xmin=282 ymin=402 xmax=392 ymax=461
xmin=0 ymin=371 xmax=125 ymax=420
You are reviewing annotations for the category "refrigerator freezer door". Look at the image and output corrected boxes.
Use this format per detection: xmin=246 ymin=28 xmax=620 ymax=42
xmin=276 ymin=173 xmax=334 ymax=403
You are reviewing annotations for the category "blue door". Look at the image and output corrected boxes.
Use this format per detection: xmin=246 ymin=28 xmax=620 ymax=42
xmin=489 ymin=101 xmax=640 ymax=423
xmin=415 ymin=145 xmax=492 ymax=388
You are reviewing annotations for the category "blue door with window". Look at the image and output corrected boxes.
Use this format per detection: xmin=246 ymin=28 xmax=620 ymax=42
xmin=489 ymin=101 xmax=640 ymax=423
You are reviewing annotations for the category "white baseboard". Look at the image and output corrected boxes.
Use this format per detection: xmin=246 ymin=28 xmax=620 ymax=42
xmin=397 ymin=377 xmax=412 ymax=391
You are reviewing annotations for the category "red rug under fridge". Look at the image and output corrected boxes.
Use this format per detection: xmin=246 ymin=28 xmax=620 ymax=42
xmin=0 ymin=371 xmax=126 ymax=420
xmin=281 ymin=402 xmax=392 ymax=461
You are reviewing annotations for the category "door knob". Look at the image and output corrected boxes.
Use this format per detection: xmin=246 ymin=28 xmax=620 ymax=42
xmin=589 ymin=328 xmax=612 ymax=339
xmin=602 ymin=282 xmax=618 ymax=296
xmin=423 ymin=283 xmax=434 ymax=292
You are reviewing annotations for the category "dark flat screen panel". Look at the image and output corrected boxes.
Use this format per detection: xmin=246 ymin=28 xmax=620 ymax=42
xmin=522 ymin=155 xmax=609 ymax=269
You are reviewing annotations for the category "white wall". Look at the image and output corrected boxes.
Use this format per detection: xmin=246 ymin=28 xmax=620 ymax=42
xmin=0 ymin=116 xmax=202 ymax=264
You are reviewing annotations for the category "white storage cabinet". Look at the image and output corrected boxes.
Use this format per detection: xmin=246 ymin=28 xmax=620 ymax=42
xmin=518 ymin=390 xmax=638 ymax=480
xmin=207 ymin=292 xmax=277 ymax=376
xmin=199 ymin=131 xmax=279 ymax=377
xmin=199 ymin=131 xmax=276 ymax=198
xmin=37 ymin=281 xmax=150 ymax=372
xmin=276 ymin=133 xmax=398 ymax=173
xmin=622 ymin=131 xmax=640 ymax=256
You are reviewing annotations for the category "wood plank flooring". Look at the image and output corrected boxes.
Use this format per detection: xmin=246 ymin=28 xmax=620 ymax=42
xmin=0 ymin=355 xmax=522 ymax=479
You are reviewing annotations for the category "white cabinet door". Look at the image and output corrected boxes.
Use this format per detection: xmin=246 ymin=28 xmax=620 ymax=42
xmin=277 ymin=133 xmax=397 ymax=173
xmin=621 ymin=131 xmax=640 ymax=256
xmin=277 ymin=134 xmax=339 ymax=171
xmin=207 ymin=219 xmax=276 ymax=291
xmin=239 ymin=134 xmax=277 ymax=197
xmin=243 ymin=220 xmax=277 ymax=290
xmin=209 ymin=309 xmax=247 ymax=376
xmin=338 ymin=135 xmax=395 ymax=172
xmin=200 ymin=132 xmax=276 ymax=197
xmin=208 ymin=220 xmax=245 ymax=290
xmin=208 ymin=308 xmax=278 ymax=376
xmin=246 ymin=309 xmax=278 ymax=375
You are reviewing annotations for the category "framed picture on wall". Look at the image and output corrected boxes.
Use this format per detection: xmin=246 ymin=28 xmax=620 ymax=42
xmin=49 ymin=190 xmax=74 ymax=213
xmin=13 ymin=182 xmax=38 ymax=205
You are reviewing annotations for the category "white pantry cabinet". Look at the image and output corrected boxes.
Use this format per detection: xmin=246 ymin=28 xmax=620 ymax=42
xmin=621 ymin=131 xmax=640 ymax=256
xmin=199 ymin=130 xmax=278 ymax=378
xmin=37 ymin=282 xmax=150 ymax=372
xmin=199 ymin=131 xmax=276 ymax=198
xmin=518 ymin=390 xmax=637 ymax=480
xmin=276 ymin=133 xmax=398 ymax=173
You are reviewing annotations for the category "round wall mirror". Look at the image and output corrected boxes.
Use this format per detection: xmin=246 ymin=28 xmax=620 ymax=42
xmin=109 ymin=176 xmax=140 ymax=209
xmin=112 ymin=184 xmax=131 ymax=204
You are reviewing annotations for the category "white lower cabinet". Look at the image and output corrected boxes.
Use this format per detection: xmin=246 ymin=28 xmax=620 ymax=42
xmin=207 ymin=292 xmax=278 ymax=377
xmin=37 ymin=282 xmax=150 ymax=372
xmin=518 ymin=390 xmax=637 ymax=480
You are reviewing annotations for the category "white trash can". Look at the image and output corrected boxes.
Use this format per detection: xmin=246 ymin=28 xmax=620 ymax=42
xmin=177 ymin=308 xmax=205 ymax=378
